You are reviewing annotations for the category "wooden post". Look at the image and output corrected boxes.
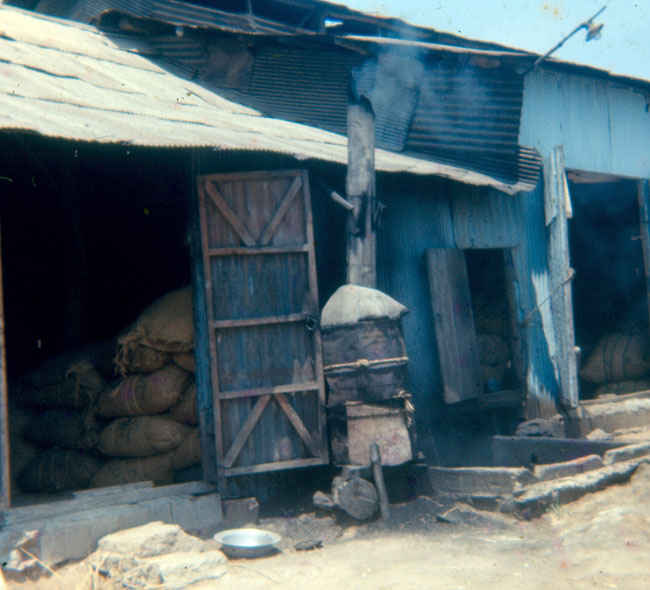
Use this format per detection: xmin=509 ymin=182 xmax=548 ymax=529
xmin=544 ymin=146 xmax=579 ymax=409
xmin=637 ymin=180 xmax=650 ymax=333
xmin=346 ymin=96 xmax=376 ymax=287
xmin=370 ymin=443 xmax=390 ymax=520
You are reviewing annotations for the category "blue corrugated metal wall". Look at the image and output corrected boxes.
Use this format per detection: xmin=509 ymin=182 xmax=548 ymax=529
xmin=510 ymin=179 xmax=561 ymax=416
xmin=377 ymin=177 xmax=455 ymax=426
xmin=376 ymin=174 xmax=556 ymax=427
xmin=520 ymin=68 xmax=650 ymax=179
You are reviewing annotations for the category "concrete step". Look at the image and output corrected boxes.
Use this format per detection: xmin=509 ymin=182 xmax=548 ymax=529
xmin=0 ymin=482 xmax=223 ymax=570
xmin=427 ymin=441 xmax=650 ymax=519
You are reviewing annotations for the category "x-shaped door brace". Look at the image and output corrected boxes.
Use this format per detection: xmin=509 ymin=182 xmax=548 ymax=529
xmin=203 ymin=176 xmax=303 ymax=247
xmin=223 ymin=393 xmax=321 ymax=468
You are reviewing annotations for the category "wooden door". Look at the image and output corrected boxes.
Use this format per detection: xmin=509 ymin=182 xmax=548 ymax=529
xmin=544 ymin=146 xmax=579 ymax=408
xmin=425 ymin=248 xmax=483 ymax=404
xmin=197 ymin=170 xmax=328 ymax=480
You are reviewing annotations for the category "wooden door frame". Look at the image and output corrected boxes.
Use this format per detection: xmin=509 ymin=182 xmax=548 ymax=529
xmin=196 ymin=169 xmax=328 ymax=483
xmin=0 ymin=223 xmax=10 ymax=508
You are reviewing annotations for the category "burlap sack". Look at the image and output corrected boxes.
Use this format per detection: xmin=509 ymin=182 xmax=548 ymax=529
xmin=169 ymin=382 xmax=198 ymax=426
xmin=115 ymin=288 xmax=194 ymax=371
xmin=98 ymin=416 xmax=191 ymax=457
xmin=171 ymin=428 xmax=201 ymax=470
xmin=114 ymin=343 xmax=169 ymax=376
xmin=172 ymin=352 xmax=195 ymax=373
xmin=595 ymin=379 xmax=650 ymax=396
xmin=20 ymin=359 xmax=106 ymax=409
xmin=97 ymin=366 xmax=190 ymax=418
xmin=11 ymin=438 xmax=38 ymax=489
xmin=25 ymin=409 xmax=98 ymax=450
xmin=91 ymin=454 xmax=174 ymax=488
xmin=580 ymin=331 xmax=650 ymax=384
xmin=18 ymin=449 xmax=103 ymax=493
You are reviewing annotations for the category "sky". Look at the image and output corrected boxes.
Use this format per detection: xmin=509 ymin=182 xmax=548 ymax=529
xmin=334 ymin=0 xmax=649 ymax=82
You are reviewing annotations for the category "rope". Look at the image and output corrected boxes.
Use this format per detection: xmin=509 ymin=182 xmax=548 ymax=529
xmin=521 ymin=269 xmax=575 ymax=326
xmin=323 ymin=356 xmax=408 ymax=372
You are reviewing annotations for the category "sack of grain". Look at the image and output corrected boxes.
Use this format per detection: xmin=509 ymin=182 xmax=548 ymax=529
xmin=115 ymin=288 xmax=194 ymax=373
xmin=114 ymin=343 xmax=169 ymax=376
xmin=25 ymin=409 xmax=98 ymax=450
xmin=172 ymin=428 xmax=201 ymax=470
xmin=171 ymin=428 xmax=201 ymax=470
xmin=98 ymin=416 xmax=191 ymax=457
xmin=580 ymin=331 xmax=650 ymax=384
xmin=473 ymin=296 xmax=508 ymax=337
xmin=11 ymin=438 xmax=38 ymax=491
xmin=20 ymin=358 xmax=106 ymax=409
xmin=91 ymin=454 xmax=174 ymax=488
xmin=595 ymin=379 xmax=650 ymax=396
xmin=477 ymin=334 xmax=509 ymax=367
xmin=18 ymin=449 xmax=103 ymax=493
xmin=97 ymin=366 xmax=190 ymax=418
xmin=172 ymin=351 xmax=195 ymax=373
xmin=169 ymin=382 xmax=198 ymax=426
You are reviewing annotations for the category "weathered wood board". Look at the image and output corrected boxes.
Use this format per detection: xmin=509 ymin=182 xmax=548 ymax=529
xmin=426 ymin=248 xmax=482 ymax=404
xmin=544 ymin=146 xmax=578 ymax=409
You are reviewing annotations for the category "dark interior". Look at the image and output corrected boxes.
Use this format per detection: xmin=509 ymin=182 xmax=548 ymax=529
xmin=568 ymin=178 xmax=646 ymax=395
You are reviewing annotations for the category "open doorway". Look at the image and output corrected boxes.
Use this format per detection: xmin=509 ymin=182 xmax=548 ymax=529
xmin=568 ymin=174 xmax=649 ymax=399
xmin=1 ymin=135 xmax=194 ymax=507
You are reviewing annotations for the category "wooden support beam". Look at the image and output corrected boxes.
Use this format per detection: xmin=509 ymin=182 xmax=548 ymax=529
xmin=346 ymin=96 xmax=376 ymax=287
xmin=637 ymin=180 xmax=650 ymax=333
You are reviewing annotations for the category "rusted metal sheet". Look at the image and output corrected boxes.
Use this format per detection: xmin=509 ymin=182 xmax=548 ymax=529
xmin=407 ymin=62 xmax=542 ymax=185
xmin=196 ymin=169 xmax=328 ymax=481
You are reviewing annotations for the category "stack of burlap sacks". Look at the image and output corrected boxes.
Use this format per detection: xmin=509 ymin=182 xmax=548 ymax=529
xmin=473 ymin=293 xmax=511 ymax=392
xmin=580 ymin=329 xmax=650 ymax=395
xmin=12 ymin=286 xmax=201 ymax=494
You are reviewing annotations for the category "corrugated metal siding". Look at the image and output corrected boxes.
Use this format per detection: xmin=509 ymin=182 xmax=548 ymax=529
xmin=68 ymin=0 xmax=309 ymax=33
xmin=510 ymin=177 xmax=560 ymax=415
xmin=520 ymin=68 xmax=650 ymax=179
xmin=377 ymin=176 xmax=456 ymax=429
xmin=407 ymin=62 xmax=541 ymax=185
xmin=144 ymin=33 xmax=540 ymax=185
xmin=247 ymin=45 xmax=359 ymax=136
xmin=452 ymin=186 xmax=522 ymax=249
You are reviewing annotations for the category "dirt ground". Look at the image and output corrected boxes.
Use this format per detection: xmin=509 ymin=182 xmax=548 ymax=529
xmin=6 ymin=464 xmax=650 ymax=590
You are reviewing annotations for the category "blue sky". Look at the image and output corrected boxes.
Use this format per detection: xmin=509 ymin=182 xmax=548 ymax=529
xmin=335 ymin=1 xmax=649 ymax=81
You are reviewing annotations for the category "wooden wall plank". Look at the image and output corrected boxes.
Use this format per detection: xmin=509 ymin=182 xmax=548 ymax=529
xmin=425 ymin=248 xmax=482 ymax=404
xmin=545 ymin=146 xmax=579 ymax=409
xmin=188 ymin=151 xmax=218 ymax=485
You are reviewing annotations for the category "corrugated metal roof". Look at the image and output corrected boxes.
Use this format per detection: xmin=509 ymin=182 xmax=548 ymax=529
xmin=67 ymin=0 xmax=315 ymax=34
xmin=142 ymin=33 xmax=540 ymax=184
xmin=0 ymin=6 xmax=530 ymax=194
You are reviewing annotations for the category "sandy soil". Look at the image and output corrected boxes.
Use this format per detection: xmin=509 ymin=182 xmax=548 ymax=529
xmin=7 ymin=464 xmax=650 ymax=590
